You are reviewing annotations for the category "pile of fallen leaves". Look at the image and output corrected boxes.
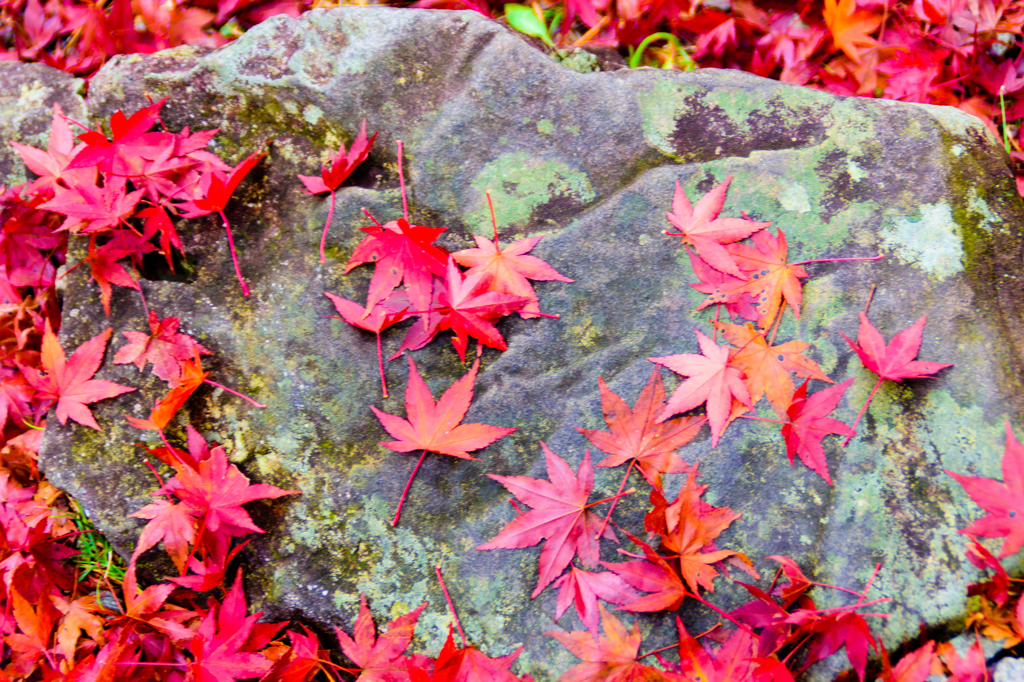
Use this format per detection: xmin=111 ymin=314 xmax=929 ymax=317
xmin=4 ymin=26 xmax=1024 ymax=681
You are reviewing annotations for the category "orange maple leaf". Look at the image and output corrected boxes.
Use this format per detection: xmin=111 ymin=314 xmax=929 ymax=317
xmin=334 ymin=594 xmax=426 ymax=682
xmin=22 ymin=321 xmax=136 ymax=430
xmin=546 ymin=605 xmax=685 ymax=682
xmin=126 ymin=353 xmax=208 ymax=431
xmin=576 ymin=369 xmax=703 ymax=487
xmin=716 ymin=322 xmax=832 ymax=417
xmin=372 ymin=357 xmax=516 ymax=525
xmin=823 ymin=0 xmax=881 ymax=64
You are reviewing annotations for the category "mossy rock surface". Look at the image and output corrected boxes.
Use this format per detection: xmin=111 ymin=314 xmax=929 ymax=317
xmin=15 ymin=6 xmax=1024 ymax=678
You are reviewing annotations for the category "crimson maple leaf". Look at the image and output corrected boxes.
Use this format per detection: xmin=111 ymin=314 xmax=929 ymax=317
xmin=794 ymin=610 xmax=878 ymax=682
xmin=671 ymin=619 xmax=755 ymax=682
xmin=114 ymin=311 xmax=212 ymax=386
xmin=345 ymin=217 xmax=450 ymax=315
xmin=576 ymin=369 xmax=703 ymax=487
xmin=649 ymin=329 xmax=752 ymax=447
xmin=39 ymin=178 xmax=146 ymax=234
xmin=180 ymin=145 xmax=269 ymax=296
xmin=66 ymin=97 xmax=169 ymax=174
xmin=946 ymin=422 xmax=1024 ymax=558
xmin=433 ymin=257 xmax=530 ymax=362
xmin=840 ymin=313 xmax=952 ymax=445
xmin=547 ymin=604 xmax=685 ymax=682
xmin=664 ymin=176 xmax=770 ymax=279
xmin=159 ymin=438 xmax=299 ymax=541
xmin=777 ymin=379 xmax=854 ymax=485
xmin=334 ymin=594 xmax=426 ymax=682
xmin=477 ymin=445 xmax=617 ymax=598
xmin=452 ymin=234 xmax=573 ymax=319
xmin=21 ymin=321 xmax=135 ymax=430
xmin=551 ymin=566 xmax=640 ymax=634
xmin=297 ymin=119 xmax=377 ymax=263
xmin=371 ymin=358 xmax=515 ymax=525
xmin=186 ymin=583 xmax=274 ymax=682
xmin=325 ymin=292 xmax=407 ymax=398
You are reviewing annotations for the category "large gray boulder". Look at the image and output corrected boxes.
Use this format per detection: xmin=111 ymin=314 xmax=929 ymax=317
xmin=20 ymin=6 xmax=1024 ymax=678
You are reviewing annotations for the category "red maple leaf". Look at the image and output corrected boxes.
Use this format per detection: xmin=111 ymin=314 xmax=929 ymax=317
xmin=429 ymin=628 xmax=528 ymax=682
xmin=297 ymin=119 xmax=377 ymax=263
xmin=452 ymin=234 xmax=573 ymax=319
xmin=324 ymin=291 xmax=407 ymax=398
xmin=550 ymin=566 xmax=640 ymax=634
xmin=110 ymin=564 xmax=195 ymax=641
xmin=9 ymin=102 xmax=92 ymax=196
xmin=433 ymin=257 xmax=530 ymax=362
xmin=779 ymin=379 xmax=854 ymax=485
xmin=840 ymin=313 xmax=952 ymax=445
xmin=159 ymin=437 xmax=299 ymax=541
xmin=180 ymin=145 xmax=268 ymax=296
xmin=946 ymin=421 xmax=1024 ymax=558
xmin=114 ymin=311 xmax=212 ymax=386
xmin=649 ymin=329 xmax=752 ymax=447
xmin=477 ymin=444 xmax=617 ymax=598
xmin=66 ymin=97 xmax=169 ymax=174
xmin=576 ymin=369 xmax=703 ymax=487
xmin=344 ymin=217 xmax=449 ymax=315
xmin=371 ymin=358 xmax=515 ymax=525
xmin=75 ymin=235 xmax=144 ymax=316
xmin=664 ymin=176 xmax=770 ymax=279
xmin=130 ymin=496 xmax=197 ymax=574
xmin=334 ymin=594 xmax=426 ymax=682
xmin=21 ymin=321 xmax=135 ymax=430
xmin=546 ymin=604 xmax=685 ymax=682
xmin=687 ymin=249 xmax=759 ymax=322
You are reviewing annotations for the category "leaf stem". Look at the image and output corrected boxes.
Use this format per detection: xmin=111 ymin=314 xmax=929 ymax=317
xmin=594 ymin=459 xmax=636 ymax=540
xmin=203 ymin=379 xmax=266 ymax=408
xmin=361 ymin=207 xmax=383 ymax=227
xmin=142 ymin=458 xmax=171 ymax=503
xmin=436 ymin=565 xmax=467 ymax=647
xmin=218 ymin=209 xmax=249 ymax=297
xmin=376 ymin=331 xmax=388 ymax=399
xmin=391 ymin=449 xmax=428 ymax=526
xmin=397 ymin=140 xmax=408 ymax=222
xmin=638 ymin=642 xmax=680 ymax=660
xmin=487 ymin=190 xmax=499 ymax=245
xmin=842 ymin=377 xmax=882 ymax=447
xmin=319 ymin=189 xmax=337 ymax=264
xmin=686 ymin=588 xmax=757 ymax=636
